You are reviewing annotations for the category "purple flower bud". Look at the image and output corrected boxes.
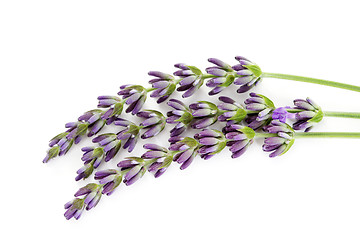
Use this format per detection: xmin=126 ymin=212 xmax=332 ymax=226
xmin=189 ymin=101 xmax=219 ymax=129
xmin=194 ymin=129 xmax=227 ymax=160
xmin=148 ymin=71 xmax=176 ymax=103
xmin=95 ymin=169 xmax=122 ymax=195
xmin=205 ymin=58 xmax=236 ymax=95
xmin=244 ymin=93 xmax=275 ymax=130
xmin=166 ymin=99 xmax=193 ymax=137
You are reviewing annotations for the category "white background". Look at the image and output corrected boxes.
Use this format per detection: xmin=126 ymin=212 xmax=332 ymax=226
xmin=1 ymin=0 xmax=360 ymax=239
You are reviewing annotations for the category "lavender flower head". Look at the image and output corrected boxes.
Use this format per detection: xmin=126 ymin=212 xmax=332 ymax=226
xmin=263 ymin=120 xmax=295 ymax=158
xmin=190 ymin=101 xmax=220 ymax=129
xmin=174 ymin=64 xmax=205 ymax=98
xmin=141 ymin=144 xmax=173 ymax=178
xmin=117 ymin=157 xmax=146 ymax=186
xmin=206 ymin=58 xmax=237 ymax=95
xmin=94 ymin=169 xmax=122 ymax=196
xmin=233 ymin=56 xmax=262 ymax=93
xmin=292 ymin=98 xmax=323 ymax=132
xmin=118 ymin=85 xmax=147 ymax=115
xmin=169 ymin=137 xmax=199 ymax=170
xmin=244 ymin=93 xmax=276 ymax=130
xmin=217 ymin=96 xmax=247 ymax=123
xmin=194 ymin=129 xmax=227 ymax=160
xmin=166 ymin=99 xmax=193 ymax=137
xmin=137 ymin=110 xmax=166 ymax=139
xmin=148 ymin=71 xmax=177 ymax=103
xmin=223 ymin=124 xmax=255 ymax=158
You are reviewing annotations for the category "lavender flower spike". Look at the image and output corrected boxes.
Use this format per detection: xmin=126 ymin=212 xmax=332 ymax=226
xmin=118 ymin=85 xmax=147 ymax=115
xmin=97 ymin=95 xmax=124 ymax=125
xmin=292 ymin=98 xmax=323 ymax=132
xmin=206 ymin=58 xmax=237 ymax=95
xmin=75 ymin=146 xmax=105 ymax=181
xmin=174 ymin=63 xmax=205 ymax=98
xmin=262 ymin=120 xmax=295 ymax=158
xmin=194 ymin=129 xmax=227 ymax=160
xmin=137 ymin=110 xmax=166 ymax=139
xmin=148 ymin=71 xmax=177 ymax=103
xmin=244 ymin=93 xmax=276 ymax=130
xmin=223 ymin=124 xmax=255 ymax=158
xmin=166 ymin=99 xmax=193 ymax=137
xmin=190 ymin=101 xmax=220 ymax=129
xmin=233 ymin=56 xmax=262 ymax=93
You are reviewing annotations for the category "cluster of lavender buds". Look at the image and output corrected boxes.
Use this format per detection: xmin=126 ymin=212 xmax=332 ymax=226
xmin=263 ymin=120 xmax=295 ymax=158
xmin=190 ymin=101 xmax=220 ymax=129
xmin=118 ymin=85 xmax=147 ymax=115
xmin=217 ymin=96 xmax=247 ymax=123
xmin=292 ymin=98 xmax=323 ymax=132
xmin=194 ymin=129 xmax=227 ymax=160
xmin=223 ymin=124 xmax=255 ymax=158
xmin=148 ymin=71 xmax=177 ymax=103
xmin=206 ymin=56 xmax=262 ymax=94
xmin=43 ymin=55 xmax=360 ymax=220
xmin=244 ymin=93 xmax=276 ymax=130
xmin=166 ymin=99 xmax=193 ymax=137
xmin=65 ymin=183 xmax=102 ymax=220
xmin=141 ymin=144 xmax=173 ymax=177
xmin=174 ymin=64 xmax=206 ymax=98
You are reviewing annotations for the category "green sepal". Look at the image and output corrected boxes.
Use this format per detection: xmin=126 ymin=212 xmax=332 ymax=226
xmin=197 ymin=101 xmax=218 ymax=111
xmin=240 ymin=126 xmax=256 ymax=139
xmin=125 ymin=157 xmax=145 ymax=164
xmin=219 ymin=74 xmax=235 ymax=87
xmin=160 ymin=155 xmax=173 ymax=169
xmin=84 ymin=183 xmax=100 ymax=191
xmin=72 ymin=198 xmax=85 ymax=210
xmin=228 ymin=108 xmax=247 ymax=122
xmin=187 ymin=66 xmax=202 ymax=76
xmin=210 ymin=140 xmax=227 ymax=156
xmin=165 ymin=83 xmax=176 ymax=96
xmin=110 ymin=102 xmax=124 ymax=117
xmin=48 ymin=146 xmax=60 ymax=159
xmin=181 ymin=137 xmax=199 ymax=149
xmin=112 ymin=175 xmax=122 ymax=189
xmin=76 ymin=123 xmax=89 ymax=136
xmin=308 ymin=110 xmax=324 ymax=123
xmin=50 ymin=132 xmax=68 ymax=142
xmin=127 ymin=124 xmax=141 ymax=136
xmin=257 ymin=94 xmax=275 ymax=108
xmin=93 ymin=147 xmax=104 ymax=158
xmin=176 ymin=111 xmax=193 ymax=125
xmin=280 ymin=139 xmax=295 ymax=156
xmin=244 ymin=64 xmax=262 ymax=77
xmin=83 ymin=164 xmax=94 ymax=179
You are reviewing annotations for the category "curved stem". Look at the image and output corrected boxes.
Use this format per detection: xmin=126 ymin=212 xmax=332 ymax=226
xmin=294 ymin=132 xmax=360 ymax=138
xmin=323 ymin=111 xmax=360 ymax=119
xmin=262 ymin=72 xmax=360 ymax=92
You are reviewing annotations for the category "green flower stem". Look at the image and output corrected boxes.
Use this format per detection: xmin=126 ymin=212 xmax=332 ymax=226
xmin=323 ymin=111 xmax=360 ymax=119
xmin=294 ymin=132 xmax=360 ymax=139
xmin=262 ymin=72 xmax=360 ymax=92
xmin=145 ymin=87 xmax=156 ymax=92
xmin=255 ymin=132 xmax=360 ymax=139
